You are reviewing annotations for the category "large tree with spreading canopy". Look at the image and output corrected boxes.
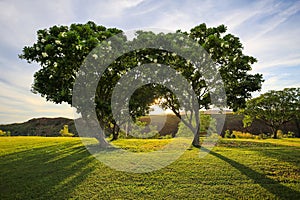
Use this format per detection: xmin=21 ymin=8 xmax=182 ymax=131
xmin=20 ymin=21 xmax=263 ymax=146
xmin=242 ymin=88 xmax=300 ymax=138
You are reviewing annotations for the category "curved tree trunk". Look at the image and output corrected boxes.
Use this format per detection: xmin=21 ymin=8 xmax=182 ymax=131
xmin=192 ymin=126 xmax=201 ymax=147
xmin=95 ymin=133 xmax=110 ymax=148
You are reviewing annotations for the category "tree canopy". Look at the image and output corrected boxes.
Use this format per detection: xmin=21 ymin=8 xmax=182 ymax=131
xmin=20 ymin=21 xmax=263 ymax=146
xmin=242 ymin=88 xmax=300 ymax=138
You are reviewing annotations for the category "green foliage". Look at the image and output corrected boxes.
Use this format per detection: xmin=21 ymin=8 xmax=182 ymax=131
xmin=242 ymin=88 xmax=300 ymax=138
xmin=20 ymin=22 xmax=263 ymax=142
xmin=188 ymin=24 xmax=263 ymax=111
xmin=177 ymin=114 xmax=217 ymax=137
xmin=126 ymin=121 xmax=159 ymax=139
xmin=276 ymin=130 xmax=284 ymax=139
xmin=224 ymin=130 xmax=232 ymax=138
xmin=0 ymin=130 xmax=10 ymax=137
xmin=159 ymin=134 xmax=173 ymax=139
xmin=0 ymin=117 xmax=77 ymax=137
xmin=287 ymin=131 xmax=295 ymax=138
xmin=231 ymin=131 xmax=256 ymax=139
xmin=19 ymin=21 xmax=122 ymax=104
xmin=59 ymin=125 xmax=74 ymax=137
xmin=0 ymin=130 xmax=7 ymax=136
xmin=258 ymin=133 xmax=269 ymax=139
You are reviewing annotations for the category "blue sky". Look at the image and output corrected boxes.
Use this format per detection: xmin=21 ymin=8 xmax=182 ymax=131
xmin=0 ymin=0 xmax=300 ymax=124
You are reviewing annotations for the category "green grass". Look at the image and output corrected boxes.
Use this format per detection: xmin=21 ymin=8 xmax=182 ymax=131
xmin=0 ymin=137 xmax=299 ymax=199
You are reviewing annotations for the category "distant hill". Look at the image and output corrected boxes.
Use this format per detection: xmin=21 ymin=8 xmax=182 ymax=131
xmin=0 ymin=118 xmax=77 ymax=137
xmin=0 ymin=114 xmax=298 ymax=137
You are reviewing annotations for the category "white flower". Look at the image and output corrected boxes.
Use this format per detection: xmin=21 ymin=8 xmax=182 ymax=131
xmin=179 ymin=36 xmax=184 ymax=41
xmin=108 ymin=41 xmax=111 ymax=45
xmin=92 ymin=54 xmax=98 ymax=59
xmin=55 ymin=40 xmax=62 ymax=45
xmin=35 ymin=46 xmax=40 ymax=51
xmin=42 ymin=52 xmax=48 ymax=57
xmin=153 ymin=59 xmax=158 ymax=63
xmin=172 ymin=52 xmax=177 ymax=57
xmin=76 ymin=45 xmax=82 ymax=50
xmin=58 ymin=47 xmax=63 ymax=51
xmin=61 ymin=32 xmax=67 ymax=37
xmin=53 ymin=62 xmax=58 ymax=68
xmin=224 ymin=44 xmax=229 ymax=48
xmin=41 ymin=39 xmax=46 ymax=43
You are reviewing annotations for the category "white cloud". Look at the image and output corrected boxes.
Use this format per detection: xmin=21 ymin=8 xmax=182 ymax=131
xmin=0 ymin=0 xmax=299 ymax=123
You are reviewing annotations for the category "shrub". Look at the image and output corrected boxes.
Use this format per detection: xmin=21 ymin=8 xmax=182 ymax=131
xmin=177 ymin=114 xmax=217 ymax=138
xmin=124 ymin=121 xmax=160 ymax=139
xmin=0 ymin=130 xmax=6 ymax=136
xmin=159 ymin=134 xmax=173 ymax=139
xmin=6 ymin=131 xmax=11 ymax=136
xmin=232 ymin=131 xmax=255 ymax=139
xmin=258 ymin=133 xmax=268 ymax=139
xmin=286 ymin=131 xmax=295 ymax=138
xmin=277 ymin=130 xmax=284 ymax=138
xmin=60 ymin=125 xmax=74 ymax=137
xmin=224 ymin=130 xmax=232 ymax=138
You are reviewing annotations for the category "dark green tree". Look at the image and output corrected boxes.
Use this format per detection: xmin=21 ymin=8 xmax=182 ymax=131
xmin=129 ymin=25 xmax=263 ymax=146
xmin=242 ymin=88 xmax=300 ymax=138
xmin=20 ymin=22 xmax=263 ymax=146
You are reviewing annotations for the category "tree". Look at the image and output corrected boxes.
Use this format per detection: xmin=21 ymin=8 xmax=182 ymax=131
xmin=129 ymin=25 xmax=263 ymax=146
xmin=241 ymin=88 xmax=300 ymax=138
xmin=20 ymin=22 xmax=263 ymax=146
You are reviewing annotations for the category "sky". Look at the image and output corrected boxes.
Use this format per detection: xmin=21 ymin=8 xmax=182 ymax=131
xmin=0 ymin=0 xmax=300 ymax=124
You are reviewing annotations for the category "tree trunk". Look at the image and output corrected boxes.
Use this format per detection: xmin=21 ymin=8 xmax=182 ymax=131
xmin=192 ymin=126 xmax=201 ymax=147
xmin=272 ymin=127 xmax=278 ymax=139
xmin=95 ymin=134 xmax=109 ymax=148
xmin=294 ymin=118 xmax=300 ymax=138
xmin=111 ymin=122 xmax=119 ymax=141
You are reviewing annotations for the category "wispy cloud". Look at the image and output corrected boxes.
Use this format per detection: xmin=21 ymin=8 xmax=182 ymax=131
xmin=0 ymin=0 xmax=299 ymax=123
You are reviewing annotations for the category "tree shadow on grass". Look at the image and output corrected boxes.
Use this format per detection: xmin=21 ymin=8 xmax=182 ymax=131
xmin=0 ymin=141 xmax=97 ymax=200
xmin=204 ymin=148 xmax=300 ymax=199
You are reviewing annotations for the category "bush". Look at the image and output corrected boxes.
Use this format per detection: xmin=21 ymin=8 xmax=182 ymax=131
xmin=122 ymin=121 xmax=160 ymax=139
xmin=286 ymin=131 xmax=295 ymax=138
xmin=0 ymin=130 xmax=6 ymax=136
xmin=159 ymin=134 xmax=173 ymax=139
xmin=232 ymin=131 xmax=256 ymax=139
xmin=224 ymin=130 xmax=232 ymax=138
xmin=177 ymin=114 xmax=217 ymax=138
xmin=277 ymin=130 xmax=284 ymax=138
xmin=258 ymin=133 xmax=268 ymax=139
xmin=60 ymin=125 xmax=74 ymax=137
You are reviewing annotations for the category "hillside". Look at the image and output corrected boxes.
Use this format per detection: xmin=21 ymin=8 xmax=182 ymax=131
xmin=0 ymin=118 xmax=78 ymax=137
xmin=0 ymin=114 xmax=299 ymax=137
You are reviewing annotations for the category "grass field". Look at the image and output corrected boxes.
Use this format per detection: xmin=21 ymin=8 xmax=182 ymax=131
xmin=0 ymin=137 xmax=299 ymax=199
